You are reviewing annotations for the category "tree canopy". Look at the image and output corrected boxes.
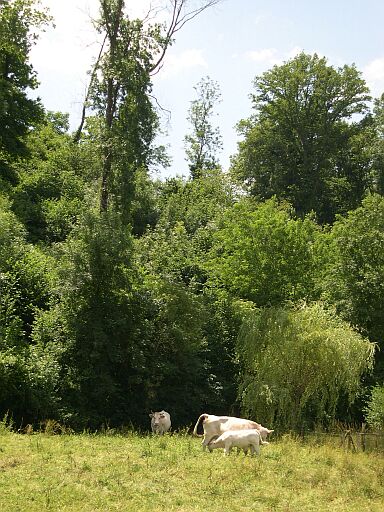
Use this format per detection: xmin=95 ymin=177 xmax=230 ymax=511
xmin=231 ymin=53 xmax=372 ymax=223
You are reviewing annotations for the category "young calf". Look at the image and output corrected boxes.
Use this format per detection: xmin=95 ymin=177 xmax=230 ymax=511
xmin=208 ymin=429 xmax=268 ymax=456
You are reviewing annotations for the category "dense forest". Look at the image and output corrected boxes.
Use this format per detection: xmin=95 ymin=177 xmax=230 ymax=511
xmin=1 ymin=0 xmax=384 ymax=432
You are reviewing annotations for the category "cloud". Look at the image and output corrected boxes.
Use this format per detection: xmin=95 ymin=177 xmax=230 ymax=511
xmin=244 ymin=46 xmax=333 ymax=70
xmin=158 ymin=49 xmax=208 ymax=79
xmin=245 ymin=48 xmax=279 ymax=65
xmin=244 ymin=46 xmax=304 ymax=68
xmin=363 ymin=58 xmax=384 ymax=97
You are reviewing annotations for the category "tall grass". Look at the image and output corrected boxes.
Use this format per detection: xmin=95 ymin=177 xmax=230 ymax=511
xmin=0 ymin=431 xmax=383 ymax=511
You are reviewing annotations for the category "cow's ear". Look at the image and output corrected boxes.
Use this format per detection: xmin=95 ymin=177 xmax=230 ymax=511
xmin=149 ymin=413 xmax=153 ymax=418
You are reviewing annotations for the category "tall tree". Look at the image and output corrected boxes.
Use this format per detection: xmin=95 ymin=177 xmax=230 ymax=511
xmin=231 ymin=53 xmax=371 ymax=223
xmin=184 ymin=76 xmax=223 ymax=179
xmin=0 ymin=0 xmax=51 ymax=185
xmin=74 ymin=0 xmax=222 ymax=219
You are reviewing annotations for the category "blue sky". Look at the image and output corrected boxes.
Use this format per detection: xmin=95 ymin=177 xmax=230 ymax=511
xmin=31 ymin=0 xmax=384 ymax=179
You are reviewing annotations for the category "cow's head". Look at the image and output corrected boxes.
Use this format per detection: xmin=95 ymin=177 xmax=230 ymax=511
xmin=258 ymin=426 xmax=274 ymax=441
xmin=149 ymin=411 xmax=166 ymax=430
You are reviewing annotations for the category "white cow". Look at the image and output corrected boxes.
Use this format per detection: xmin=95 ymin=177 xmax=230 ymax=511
xmin=193 ymin=413 xmax=273 ymax=451
xmin=208 ymin=429 xmax=268 ymax=456
xmin=149 ymin=410 xmax=171 ymax=434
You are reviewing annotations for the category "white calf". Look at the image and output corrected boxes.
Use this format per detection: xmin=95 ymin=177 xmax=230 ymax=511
xmin=208 ymin=429 xmax=268 ymax=456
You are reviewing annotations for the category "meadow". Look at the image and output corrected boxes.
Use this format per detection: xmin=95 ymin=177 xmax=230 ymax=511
xmin=0 ymin=427 xmax=383 ymax=512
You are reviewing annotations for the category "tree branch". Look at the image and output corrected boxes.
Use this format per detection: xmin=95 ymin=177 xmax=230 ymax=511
xmin=73 ymin=33 xmax=107 ymax=143
xmin=149 ymin=0 xmax=222 ymax=75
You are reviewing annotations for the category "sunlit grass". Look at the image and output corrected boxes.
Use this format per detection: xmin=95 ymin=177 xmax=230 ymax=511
xmin=0 ymin=430 xmax=383 ymax=511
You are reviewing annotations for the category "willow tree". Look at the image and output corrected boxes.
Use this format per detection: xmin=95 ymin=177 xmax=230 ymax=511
xmin=237 ymin=303 xmax=375 ymax=431
xmin=74 ymin=0 xmax=222 ymax=221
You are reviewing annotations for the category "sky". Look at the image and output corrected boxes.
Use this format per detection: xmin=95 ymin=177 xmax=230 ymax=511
xmin=29 ymin=0 xmax=384 ymax=179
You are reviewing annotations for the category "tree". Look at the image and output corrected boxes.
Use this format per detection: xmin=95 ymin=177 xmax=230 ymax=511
xmin=0 ymin=195 xmax=59 ymax=424
xmin=184 ymin=76 xmax=223 ymax=178
xmin=364 ymin=385 xmax=384 ymax=430
xmin=237 ymin=303 xmax=375 ymax=431
xmin=74 ymin=0 xmax=222 ymax=218
xmin=369 ymin=94 xmax=384 ymax=194
xmin=207 ymin=197 xmax=322 ymax=306
xmin=155 ymin=171 xmax=234 ymax=234
xmin=0 ymin=0 xmax=51 ymax=185
xmin=320 ymin=194 xmax=384 ymax=379
xmin=11 ymin=112 xmax=92 ymax=243
xmin=231 ymin=53 xmax=371 ymax=223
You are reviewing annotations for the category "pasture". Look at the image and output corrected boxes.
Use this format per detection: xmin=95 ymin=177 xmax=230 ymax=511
xmin=0 ymin=428 xmax=383 ymax=512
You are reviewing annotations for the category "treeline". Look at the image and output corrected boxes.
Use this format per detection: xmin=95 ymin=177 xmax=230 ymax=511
xmin=0 ymin=0 xmax=383 ymax=432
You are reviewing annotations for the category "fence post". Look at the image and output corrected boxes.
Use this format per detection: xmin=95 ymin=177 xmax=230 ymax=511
xmin=344 ymin=430 xmax=356 ymax=452
xmin=361 ymin=423 xmax=366 ymax=452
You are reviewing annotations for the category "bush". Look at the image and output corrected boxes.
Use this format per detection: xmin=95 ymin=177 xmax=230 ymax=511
xmin=364 ymin=385 xmax=384 ymax=430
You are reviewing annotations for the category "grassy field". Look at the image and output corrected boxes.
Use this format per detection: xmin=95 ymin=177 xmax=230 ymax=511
xmin=0 ymin=427 xmax=383 ymax=512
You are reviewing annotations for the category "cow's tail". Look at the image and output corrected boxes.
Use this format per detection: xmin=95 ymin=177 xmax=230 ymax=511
xmin=193 ymin=413 xmax=209 ymax=437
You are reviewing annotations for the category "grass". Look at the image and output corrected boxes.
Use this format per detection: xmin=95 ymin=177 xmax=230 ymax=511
xmin=0 ymin=428 xmax=383 ymax=512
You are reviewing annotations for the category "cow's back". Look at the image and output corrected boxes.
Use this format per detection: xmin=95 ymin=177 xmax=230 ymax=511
xmin=219 ymin=416 xmax=257 ymax=433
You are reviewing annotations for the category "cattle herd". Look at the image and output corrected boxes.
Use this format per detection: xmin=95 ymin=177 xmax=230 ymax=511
xmin=149 ymin=411 xmax=274 ymax=456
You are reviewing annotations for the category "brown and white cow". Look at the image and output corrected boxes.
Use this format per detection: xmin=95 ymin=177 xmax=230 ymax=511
xmin=193 ymin=413 xmax=273 ymax=450
xmin=149 ymin=410 xmax=171 ymax=434
xmin=208 ymin=429 xmax=268 ymax=456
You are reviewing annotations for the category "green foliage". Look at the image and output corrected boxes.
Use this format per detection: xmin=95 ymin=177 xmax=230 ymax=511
xmin=369 ymin=94 xmax=384 ymax=194
xmin=1 ymin=3 xmax=383 ymax=432
xmin=44 ymin=210 xmax=139 ymax=426
xmin=0 ymin=196 xmax=58 ymax=423
xmin=208 ymin=197 xmax=322 ymax=306
xmin=11 ymin=114 xmax=93 ymax=243
xmin=364 ymin=386 xmax=384 ymax=430
xmin=86 ymin=2 xmax=166 ymax=217
xmin=321 ymin=194 xmax=384 ymax=378
xmin=135 ymin=172 xmax=239 ymax=418
xmin=184 ymin=76 xmax=223 ymax=178
xmin=0 ymin=198 xmax=52 ymax=343
xmin=136 ymin=224 xmax=229 ymax=421
xmin=237 ymin=303 xmax=375 ymax=431
xmin=231 ymin=53 xmax=371 ymax=223
xmin=0 ymin=0 xmax=51 ymax=177
xmin=156 ymin=172 xmax=235 ymax=234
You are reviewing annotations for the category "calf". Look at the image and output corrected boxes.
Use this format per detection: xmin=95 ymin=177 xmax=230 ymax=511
xmin=149 ymin=410 xmax=171 ymax=434
xmin=208 ymin=429 xmax=267 ymax=456
xmin=193 ymin=413 xmax=273 ymax=451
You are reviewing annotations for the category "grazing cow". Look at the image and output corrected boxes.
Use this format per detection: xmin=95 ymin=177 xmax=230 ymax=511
xmin=208 ymin=429 xmax=268 ymax=456
xmin=193 ymin=413 xmax=273 ymax=451
xmin=149 ymin=410 xmax=171 ymax=434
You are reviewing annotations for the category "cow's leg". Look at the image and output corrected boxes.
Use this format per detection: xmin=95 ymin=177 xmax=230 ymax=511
xmin=202 ymin=435 xmax=215 ymax=452
xmin=224 ymin=442 xmax=232 ymax=456
xmin=204 ymin=434 xmax=220 ymax=452
xmin=250 ymin=443 xmax=260 ymax=456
